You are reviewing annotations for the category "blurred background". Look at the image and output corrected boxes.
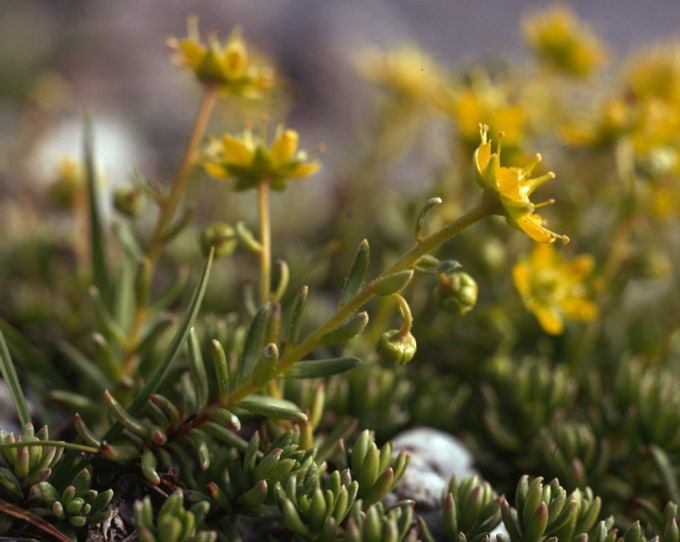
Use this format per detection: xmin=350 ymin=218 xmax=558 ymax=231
xmin=3 ymin=0 xmax=680 ymax=200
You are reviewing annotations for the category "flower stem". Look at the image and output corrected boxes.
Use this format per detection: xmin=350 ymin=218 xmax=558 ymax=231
xmin=393 ymin=293 xmax=413 ymax=338
xmin=221 ymin=195 xmax=496 ymax=407
xmin=122 ymin=84 xmax=218 ymax=376
xmin=257 ymin=181 xmax=272 ymax=305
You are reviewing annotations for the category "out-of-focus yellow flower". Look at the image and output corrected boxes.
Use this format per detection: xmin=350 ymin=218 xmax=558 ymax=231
xmin=524 ymin=5 xmax=605 ymax=78
xmin=474 ymin=126 xmax=568 ymax=244
xmin=627 ymin=43 xmax=680 ymax=105
xmin=204 ymin=124 xmax=320 ymax=191
xmin=446 ymin=84 xmax=527 ymax=149
xmin=562 ymin=98 xmax=632 ymax=148
xmin=358 ymin=45 xmax=445 ymax=103
xmin=513 ymin=243 xmax=598 ymax=334
xmin=167 ymin=16 xmax=273 ymax=98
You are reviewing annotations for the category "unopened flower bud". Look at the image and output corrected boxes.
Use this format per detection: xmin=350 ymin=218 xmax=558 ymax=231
xmin=436 ymin=271 xmax=478 ymax=315
xmin=200 ymin=222 xmax=237 ymax=258
xmin=376 ymin=329 xmax=417 ymax=367
xmin=113 ymin=185 xmax=144 ymax=217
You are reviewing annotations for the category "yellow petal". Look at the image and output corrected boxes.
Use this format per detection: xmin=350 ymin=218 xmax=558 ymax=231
xmin=204 ymin=163 xmax=230 ymax=179
xmin=289 ymin=161 xmax=320 ymax=179
xmin=221 ymin=135 xmax=254 ymax=165
xmin=474 ymin=141 xmax=491 ymax=172
xmin=178 ymin=40 xmax=206 ymax=70
xmin=512 ymin=262 xmax=531 ymax=295
xmin=566 ymin=254 xmax=595 ymax=279
xmin=222 ymin=29 xmax=248 ymax=78
xmin=531 ymin=243 xmax=556 ymax=269
xmin=497 ymin=167 xmax=522 ymax=200
xmin=561 ymin=297 xmax=598 ymax=321
xmin=516 ymin=214 xmax=568 ymax=244
xmin=271 ymin=130 xmax=298 ymax=164
xmin=535 ymin=306 xmax=564 ymax=334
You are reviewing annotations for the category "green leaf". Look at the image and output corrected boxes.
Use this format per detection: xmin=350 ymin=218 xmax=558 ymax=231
xmin=239 ymin=396 xmax=308 ymax=423
xmin=83 ymin=114 xmax=111 ymax=308
xmin=339 ymin=239 xmax=370 ymax=307
xmin=237 ymin=304 xmax=271 ymax=385
xmin=287 ymin=285 xmax=308 ymax=348
xmin=284 ymin=357 xmax=362 ymax=379
xmin=188 ymin=328 xmax=209 ymax=410
xmin=103 ymin=250 xmax=214 ymax=442
xmin=0 ymin=331 xmax=30 ymax=426
xmin=651 ymin=444 xmax=680 ymax=503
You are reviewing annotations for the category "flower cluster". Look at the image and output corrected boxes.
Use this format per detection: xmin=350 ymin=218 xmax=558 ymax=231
xmin=204 ymin=124 xmax=320 ymax=191
xmin=473 ymin=127 xmax=568 ymax=244
xmin=523 ymin=5 xmax=605 ymax=78
xmin=167 ymin=16 xmax=273 ymax=98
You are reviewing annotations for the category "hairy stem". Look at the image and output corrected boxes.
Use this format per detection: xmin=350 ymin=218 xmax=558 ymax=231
xmin=122 ymin=85 xmax=218 ymax=375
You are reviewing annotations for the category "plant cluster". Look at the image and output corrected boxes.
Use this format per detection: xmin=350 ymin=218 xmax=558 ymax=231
xmin=2 ymin=5 xmax=680 ymax=541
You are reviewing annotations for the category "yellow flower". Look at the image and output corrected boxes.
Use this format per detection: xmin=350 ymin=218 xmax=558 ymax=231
xmin=627 ymin=42 xmax=680 ymax=105
xmin=358 ymin=45 xmax=444 ymax=103
xmin=167 ymin=16 xmax=273 ymax=98
xmin=474 ymin=126 xmax=568 ymax=244
xmin=562 ymin=98 xmax=632 ymax=148
xmin=442 ymin=75 xmax=528 ymax=150
xmin=513 ymin=243 xmax=598 ymax=334
xmin=524 ymin=5 xmax=605 ymax=78
xmin=204 ymin=124 xmax=320 ymax=191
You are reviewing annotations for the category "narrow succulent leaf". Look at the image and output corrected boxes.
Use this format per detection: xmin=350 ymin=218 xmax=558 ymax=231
xmin=651 ymin=445 xmax=680 ymax=503
xmin=287 ymin=285 xmax=309 ymax=348
xmin=237 ymin=304 xmax=271 ymax=384
xmin=414 ymin=197 xmax=443 ymax=240
xmin=73 ymin=414 xmax=101 ymax=448
xmin=211 ymin=339 xmax=230 ymax=400
xmin=284 ymin=357 xmax=362 ymax=379
xmin=83 ymin=114 xmax=112 ymax=308
xmin=141 ymin=448 xmax=160 ymax=485
xmin=103 ymin=391 xmax=150 ymax=439
xmin=188 ymin=328 xmax=209 ymax=409
xmin=207 ymin=409 xmax=241 ymax=431
xmin=202 ymin=422 xmax=248 ymax=452
xmin=371 ymin=270 xmax=414 ymax=296
xmin=318 ymin=312 xmax=369 ymax=346
xmin=339 ymin=239 xmax=370 ymax=306
xmin=0 ymin=331 xmax=30 ymax=426
xmin=104 ymin=250 xmax=214 ymax=442
xmin=240 ymin=395 xmax=308 ymax=423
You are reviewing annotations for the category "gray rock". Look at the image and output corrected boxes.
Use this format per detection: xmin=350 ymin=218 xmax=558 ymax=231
xmin=391 ymin=427 xmax=476 ymax=508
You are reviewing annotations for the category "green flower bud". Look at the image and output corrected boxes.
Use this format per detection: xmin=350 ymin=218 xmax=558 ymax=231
xmin=376 ymin=329 xmax=416 ymax=366
xmin=113 ymin=185 xmax=144 ymax=217
xmin=436 ymin=271 xmax=478 ymax=315
xmin=200 ymin=222 xmax=237 ymax=258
